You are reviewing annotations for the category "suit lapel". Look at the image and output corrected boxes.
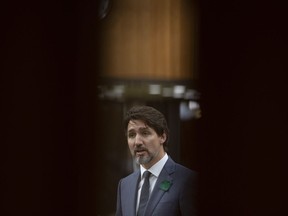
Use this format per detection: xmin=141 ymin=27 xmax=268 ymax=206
xmin=125 ymin=171 xmax=141 ymax=216
xmin=144 ymin=158 xmax=176 ymax=216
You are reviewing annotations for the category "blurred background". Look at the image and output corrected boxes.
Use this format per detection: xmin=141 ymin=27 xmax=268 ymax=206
xmin=2 ymin=0 xmax=287 ymax=216
xmin=96 ymin=1 xmax=200 ymax=214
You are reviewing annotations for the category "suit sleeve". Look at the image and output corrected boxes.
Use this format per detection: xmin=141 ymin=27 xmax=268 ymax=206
xmin=115 ymin=179 xmax=122 ymax=216
xmin=179 ymin=172 xmax=198 ymax=216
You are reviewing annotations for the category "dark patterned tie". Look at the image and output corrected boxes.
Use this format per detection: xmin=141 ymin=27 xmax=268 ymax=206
xmin=137 ymin=171 xmax=151 ymax=216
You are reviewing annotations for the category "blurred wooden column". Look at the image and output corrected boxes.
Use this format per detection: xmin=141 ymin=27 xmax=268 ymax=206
xmin=99 ymin=0 xmax=197 ymax=81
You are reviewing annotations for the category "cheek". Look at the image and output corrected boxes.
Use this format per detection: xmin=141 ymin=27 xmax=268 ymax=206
xmin=146 ymin=138 xmax=159 ymax=149
xmin=128 ymin=140 xmax=134 ymax=148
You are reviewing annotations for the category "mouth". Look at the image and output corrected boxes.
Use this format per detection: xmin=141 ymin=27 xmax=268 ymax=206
xmin=135 ymin=149 xmax=147 ymax=156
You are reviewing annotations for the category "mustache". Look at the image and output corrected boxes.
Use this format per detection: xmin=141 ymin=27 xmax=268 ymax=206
xmin=134 ymin=147 xmax=148 ymax=153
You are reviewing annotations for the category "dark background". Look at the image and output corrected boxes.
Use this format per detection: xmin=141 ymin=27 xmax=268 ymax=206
xmin=198 ymin=1 xmax=287 ymax=215
xmin=1 ymin=0 xmax=287 ymax=215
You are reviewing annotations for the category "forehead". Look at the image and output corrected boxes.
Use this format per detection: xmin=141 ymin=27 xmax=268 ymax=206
xmin=127 ymin=120 xmax=151 ymax=131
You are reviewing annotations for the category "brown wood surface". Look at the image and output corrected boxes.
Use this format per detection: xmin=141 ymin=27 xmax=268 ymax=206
xmin=99 ymin=0 xmax=197 ymax=80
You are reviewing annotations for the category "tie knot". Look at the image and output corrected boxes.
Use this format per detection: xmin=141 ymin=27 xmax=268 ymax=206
xmin=143 ymin=171 xmax=151 ymax=180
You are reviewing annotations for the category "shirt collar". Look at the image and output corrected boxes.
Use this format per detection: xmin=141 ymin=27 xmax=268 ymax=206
xmin=140 ymin=153 xmax=168 ymax=178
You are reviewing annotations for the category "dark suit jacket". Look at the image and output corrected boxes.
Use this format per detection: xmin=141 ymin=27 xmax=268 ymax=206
xmin=116 ymin=157 xmax=198 ymax=216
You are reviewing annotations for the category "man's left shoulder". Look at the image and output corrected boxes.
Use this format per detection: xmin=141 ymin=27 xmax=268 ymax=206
xmin=174 ymin=162 xmax=198 ymax=177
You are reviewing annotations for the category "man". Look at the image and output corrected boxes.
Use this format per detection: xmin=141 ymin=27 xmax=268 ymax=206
xmin=116 ymin=106 xmax=198 ymax=216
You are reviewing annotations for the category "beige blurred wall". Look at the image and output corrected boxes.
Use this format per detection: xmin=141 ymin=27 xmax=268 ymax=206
xmin=99 ymin=0 xmax=198 ymax=81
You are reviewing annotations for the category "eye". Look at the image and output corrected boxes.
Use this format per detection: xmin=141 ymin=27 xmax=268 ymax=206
xmin=128 ymin=133 xmax=136 ymax=138
xmin=141 ymin=131 xmax=150 ymax=136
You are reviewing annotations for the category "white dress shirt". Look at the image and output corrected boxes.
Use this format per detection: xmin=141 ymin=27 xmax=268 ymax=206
xmin=136 ymin=153 xmax=169 ymax=212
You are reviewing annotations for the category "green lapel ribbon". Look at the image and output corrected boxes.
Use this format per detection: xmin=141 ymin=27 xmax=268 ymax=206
xmin=159 ymin=180 xmax=172 ymax=191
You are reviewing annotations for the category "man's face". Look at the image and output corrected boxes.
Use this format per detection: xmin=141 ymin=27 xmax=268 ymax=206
xmin=127 ymin=119 xmax=166 ymax=169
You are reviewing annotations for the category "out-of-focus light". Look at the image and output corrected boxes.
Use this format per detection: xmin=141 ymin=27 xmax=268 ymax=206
xmin=180 ymin=101 xmax=193 ymax=120
xmin=174 ymin=85 xmax=185 ymax=94
xmin=180 ymin=101 xmax=201 ymax=120
xmin=98 ymin=82 xmax=200 ymax=103
xmin=113 ymin=85 xmax=125 ymax=96
xmin=149 ymin=84 xmax=161 ymax=95
xmin=189 ymin=101 xmax=199 ymax=110
xmin=173 ymin=85 xmax=185 ymax=98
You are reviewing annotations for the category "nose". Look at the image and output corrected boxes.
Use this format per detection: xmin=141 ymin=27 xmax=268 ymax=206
xmin=135 ymin=134 xmax=143 ymax=146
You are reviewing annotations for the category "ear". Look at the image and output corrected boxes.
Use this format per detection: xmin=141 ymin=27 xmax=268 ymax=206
xmin=160 ymin=133 xmax=167 ymax=145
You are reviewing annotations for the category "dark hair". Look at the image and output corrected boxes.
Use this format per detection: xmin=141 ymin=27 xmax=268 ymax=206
xmin=124 ymin=106 xmax=169 ymax=151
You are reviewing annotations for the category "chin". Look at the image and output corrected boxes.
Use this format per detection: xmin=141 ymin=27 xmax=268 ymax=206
xmin=137 ymin=156 xmax=152 ymax=165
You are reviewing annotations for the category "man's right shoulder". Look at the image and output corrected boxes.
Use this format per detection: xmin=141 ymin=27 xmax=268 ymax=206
xmin=119 ymin=170 xmax=140 ymax=182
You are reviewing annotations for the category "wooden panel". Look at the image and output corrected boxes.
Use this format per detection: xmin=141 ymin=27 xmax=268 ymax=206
xmin=99 ymin=0 xmax=196 ymax=81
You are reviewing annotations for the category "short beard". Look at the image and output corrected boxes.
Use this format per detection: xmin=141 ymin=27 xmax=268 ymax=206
xmin=135 ymin=154 xmax=153 ymax=165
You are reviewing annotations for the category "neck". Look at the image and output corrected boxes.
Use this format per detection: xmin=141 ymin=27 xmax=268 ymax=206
xmin=142 ymin=151 xmax=166 ymax=169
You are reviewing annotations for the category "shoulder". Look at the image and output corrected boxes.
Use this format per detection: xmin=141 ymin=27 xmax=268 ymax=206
xmin=166 ymin=157 xmax=198 ymax=182
xmin=166 ymin=157 xmax=197 ymax=175
xmin=175 ymin=162 xmax=197 ymax=176
xmin=175 ymin=163 xmax=198 ymax=187
xmin=119 ymin=170 xmax=140 ymax=183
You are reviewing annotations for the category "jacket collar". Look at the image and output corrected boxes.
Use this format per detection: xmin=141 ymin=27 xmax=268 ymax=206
xmin=126 ymin=170 xmax=141 ymax=216
xmin=144 ymin=157 xmax=176 ymax=216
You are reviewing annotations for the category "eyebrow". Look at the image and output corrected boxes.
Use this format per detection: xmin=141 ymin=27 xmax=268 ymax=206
xmin=127 ymin=126 xmax=149 ymax=133
xmin=139 ymin=127 xmax=150 ymax=132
